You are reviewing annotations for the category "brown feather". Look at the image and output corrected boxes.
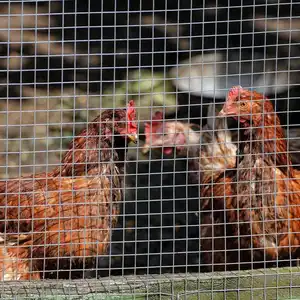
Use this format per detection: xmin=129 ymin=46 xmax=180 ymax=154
xmin=0 ymin=106 xmax=136 ymax=280
xmin=201 ymin=87 xmax=300 ymax=271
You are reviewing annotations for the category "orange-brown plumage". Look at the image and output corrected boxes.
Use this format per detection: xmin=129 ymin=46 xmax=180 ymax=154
xmin=201 ymin=86 xmax=300 ymax=271
xmin=0 ymin=100 xmax=138 ymax=280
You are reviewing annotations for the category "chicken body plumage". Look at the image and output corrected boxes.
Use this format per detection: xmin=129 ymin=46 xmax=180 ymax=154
xmin=0 ymin=101 xmax=137 ymax=280
xmin=225 ymin=121 xmax=300 ymax=262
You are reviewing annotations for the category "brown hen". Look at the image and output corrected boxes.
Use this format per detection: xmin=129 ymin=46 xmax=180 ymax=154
xmin=201 ymin=86 xmax=300 ymax=271
xmin=0 ymin=100 xmax=138 ymax=280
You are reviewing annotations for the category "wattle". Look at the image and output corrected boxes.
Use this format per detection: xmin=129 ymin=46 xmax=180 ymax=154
xmin=163 ymin=147 xmax=173 ymax=155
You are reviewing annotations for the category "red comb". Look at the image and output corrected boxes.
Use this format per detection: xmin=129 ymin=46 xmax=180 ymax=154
xmin=127 ymin=100 xmax=137 ymax=133
xmin=152 ymin=111 xmax=163 ymax=121
xmin=127 ymin=100 xmax=136 ymax=121
xmin=228 ymin=85 xmax=242 ymax=98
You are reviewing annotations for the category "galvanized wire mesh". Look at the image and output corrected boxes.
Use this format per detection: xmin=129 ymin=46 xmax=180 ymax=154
xmin=0 ymin=0 xmax=299 ymax=299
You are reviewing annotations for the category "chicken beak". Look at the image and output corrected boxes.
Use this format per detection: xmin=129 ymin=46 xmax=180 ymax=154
xmin=127 ymin=133 xmax=138 ymax=144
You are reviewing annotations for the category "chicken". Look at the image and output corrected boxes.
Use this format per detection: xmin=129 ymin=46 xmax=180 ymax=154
xmin=201 ymin=85 xmax=300 ymax=271
xmin=143 ymin=105 xmax=237 ymax=180
xmin=142 ymin=105 xmax=238 ymax=271
xmin=143 ymin=105 xmax=237 ymax=164
xmin=143 ymin=111 xmax=201 ymax=157
xmin=0 ymin=100 xmax=138 ymax=280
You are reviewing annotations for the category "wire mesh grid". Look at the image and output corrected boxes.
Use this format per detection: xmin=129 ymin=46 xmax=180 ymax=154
xmin=0 ymin=0 xmax=299 ymax=299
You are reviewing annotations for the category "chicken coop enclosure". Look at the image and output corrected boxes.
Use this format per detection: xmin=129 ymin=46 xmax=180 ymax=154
xmin=0 ymin=0 xmax=300 ymax=299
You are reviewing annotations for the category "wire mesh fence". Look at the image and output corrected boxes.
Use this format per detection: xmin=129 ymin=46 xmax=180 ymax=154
xmin=0 ymin=0 xmax=299 ymax=299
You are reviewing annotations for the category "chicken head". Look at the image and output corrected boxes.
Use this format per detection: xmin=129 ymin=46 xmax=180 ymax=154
xmin=107 ymin=100 xmax=138 ymax=143
xmin=143 ymin=111 xmax=200 ymax=157
xmin=219 ymin=85 xmax=274 ymax=127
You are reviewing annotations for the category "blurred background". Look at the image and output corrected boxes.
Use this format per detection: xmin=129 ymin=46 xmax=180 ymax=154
xmin=0 ymin=0 xmax=299 ymax=278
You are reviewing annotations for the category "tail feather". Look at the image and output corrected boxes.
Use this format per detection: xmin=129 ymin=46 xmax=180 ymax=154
xmin=0 ymin=233 xmax=40 ymax=280
xmin=0 ymin=244 xmax=38 ymax=280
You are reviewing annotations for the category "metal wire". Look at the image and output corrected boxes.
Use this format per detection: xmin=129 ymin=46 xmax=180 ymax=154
xmin=0 ymin=1 xmax=299 ymax=299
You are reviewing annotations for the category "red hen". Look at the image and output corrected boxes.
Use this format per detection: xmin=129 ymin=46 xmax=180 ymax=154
xmin=0 ymin=100 xmax=138 ymax=280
